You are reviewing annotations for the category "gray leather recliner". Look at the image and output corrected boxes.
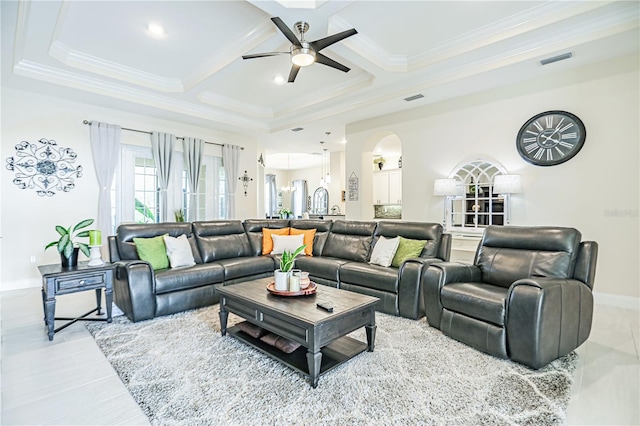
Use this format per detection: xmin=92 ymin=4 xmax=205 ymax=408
xmin=423 ymin=225 xmax=598 ymax=369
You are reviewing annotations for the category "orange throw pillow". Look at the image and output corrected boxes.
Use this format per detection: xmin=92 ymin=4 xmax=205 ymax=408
xmin=262 ymin=228 xmax=290 ymax=255
xmin=289 ymin=228 xmax=316 ymax=256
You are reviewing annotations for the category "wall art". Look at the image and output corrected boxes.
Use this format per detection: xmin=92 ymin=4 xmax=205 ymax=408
xmin=5 ymin=138 xmax=83 ymax=196
xmin=348 ymin=172 xmax=359 ymax=201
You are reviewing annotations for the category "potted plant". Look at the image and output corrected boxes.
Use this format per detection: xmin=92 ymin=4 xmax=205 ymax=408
xmin=278 ymin=208 xmax=293 ymax=219
xmin=45 ymin=218 xmax=94 ymax=267
xmin=373 ymin=156 xmax=386 ymax=170
xmin=274 ymin=244 xmax=306 ymax=291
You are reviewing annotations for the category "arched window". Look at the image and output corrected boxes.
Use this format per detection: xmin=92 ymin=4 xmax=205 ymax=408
xmin=447 ymin=159 xmax=508 ymax=233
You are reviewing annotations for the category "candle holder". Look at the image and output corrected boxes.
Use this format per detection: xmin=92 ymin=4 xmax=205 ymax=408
xmin=87 ymin=245 xmax=105 ymax=266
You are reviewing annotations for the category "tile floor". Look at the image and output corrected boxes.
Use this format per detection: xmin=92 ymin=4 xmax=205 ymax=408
xmin=1 ymin=288 xmax=638 ymax=425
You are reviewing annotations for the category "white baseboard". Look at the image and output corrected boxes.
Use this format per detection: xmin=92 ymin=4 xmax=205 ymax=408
xmin=1 ymin=278 xmax=41 ymax=292
xmin=593 ymin=291 xmax=640 ymax=310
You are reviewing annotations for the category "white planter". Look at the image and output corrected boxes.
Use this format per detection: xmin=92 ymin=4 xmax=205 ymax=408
xmin=274 ymin=269 xmax=290 ymax=291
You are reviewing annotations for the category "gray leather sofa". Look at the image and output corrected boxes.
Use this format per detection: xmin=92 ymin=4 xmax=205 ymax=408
xmin=423 ymin=225 xmax=598 ymax=369
xmin=109 ymin=219 xmax=451 ymax=322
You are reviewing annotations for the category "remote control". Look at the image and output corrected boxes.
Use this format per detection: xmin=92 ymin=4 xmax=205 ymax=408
xmin=316 ymin=302 xmax=334 ymax=312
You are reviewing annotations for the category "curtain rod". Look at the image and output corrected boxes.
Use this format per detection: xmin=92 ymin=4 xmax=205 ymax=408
xmin=82 ymin=120 xmax=244 ymax=150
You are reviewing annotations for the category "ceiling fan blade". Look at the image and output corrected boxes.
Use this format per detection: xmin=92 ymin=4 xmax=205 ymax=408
xmin=271 ymin=17 xmax=302 ymax=47
xmin=288 ymin=64 xmax=300 ymax=83
xmin=310 ymin=28 xmax=357 ymax=52
xmin=242 ymin=52 xmax=289 ymax=60
xmin=315 ymin=53 xmax=350 ymax=73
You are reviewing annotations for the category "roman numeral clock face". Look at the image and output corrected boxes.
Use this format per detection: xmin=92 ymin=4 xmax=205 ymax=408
xmin=516 ymin=111 xmax=586 ymax=166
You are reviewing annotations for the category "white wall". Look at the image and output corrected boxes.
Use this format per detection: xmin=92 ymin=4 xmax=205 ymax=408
xmin=1 ymin=88 xmax=259 ymax=290
xmin=345 ymin=55 xmax=639 ymax=300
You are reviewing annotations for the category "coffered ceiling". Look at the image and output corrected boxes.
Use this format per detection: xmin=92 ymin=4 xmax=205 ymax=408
xmin=2 ymin=1 xmax=638 ymax=167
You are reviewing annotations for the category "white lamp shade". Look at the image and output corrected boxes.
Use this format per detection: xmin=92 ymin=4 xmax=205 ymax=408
xmin=493 ymin=174 xmax=522 ymax=194
xmin=291 ymin=47 xmax=316 ymax=66
xmin=433 ymin=178 xmax=458 ymax=196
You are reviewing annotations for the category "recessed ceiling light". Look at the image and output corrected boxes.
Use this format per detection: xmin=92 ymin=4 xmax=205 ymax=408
xmin=147 ymin=21 xmax=166 ymax=37
xmin=341 ymin=138 xmax=347 ymax=144
xmin=273 ymin=74 xmax=285 ymax=85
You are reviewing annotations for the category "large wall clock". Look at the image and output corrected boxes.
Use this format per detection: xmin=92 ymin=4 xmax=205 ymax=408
xmin=516 ymin=110 xmax=586 ymax=166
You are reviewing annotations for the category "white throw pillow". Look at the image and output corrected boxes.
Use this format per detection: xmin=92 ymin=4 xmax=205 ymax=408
xmin=270 ymin=234 xmax=305 ymax=255
xmin=163 ymin=234 xmax=196 ymax=268
xmin=369 ymin=236 xmax=400 ymax=267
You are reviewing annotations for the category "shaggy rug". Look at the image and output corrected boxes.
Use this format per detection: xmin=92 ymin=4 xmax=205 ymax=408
xmin=86 ymin=306 xmax=577 ymax=425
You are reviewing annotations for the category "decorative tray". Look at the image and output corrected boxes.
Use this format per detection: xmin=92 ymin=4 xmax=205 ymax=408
xmin=267 ymin=282 xmax=317 ymax=297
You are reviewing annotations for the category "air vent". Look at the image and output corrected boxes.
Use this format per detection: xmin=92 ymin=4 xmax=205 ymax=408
xmin=404 ymin=94 xmax=424 ymax=102
xmin=540 ymin=52 xmax=572 ymax=66
xmin=291 ymin=127 xmax=304 ymax=132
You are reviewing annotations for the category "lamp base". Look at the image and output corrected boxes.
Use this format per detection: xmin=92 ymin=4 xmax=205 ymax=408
xmin=87 ymin=245 xmax=105 ymax=266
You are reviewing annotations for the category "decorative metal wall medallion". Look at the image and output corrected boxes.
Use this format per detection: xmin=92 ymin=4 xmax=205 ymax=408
xmin=5 ymin=138 xmax=83 ymax=196
xmin=238 ymin=170 xmax=253 ymax=196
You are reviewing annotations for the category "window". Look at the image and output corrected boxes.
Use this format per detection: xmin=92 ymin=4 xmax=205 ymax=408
xmin=446 ymin=160 xmax=508 ymax=233
xmin=116 ymin=145 xmax=226 ymax=226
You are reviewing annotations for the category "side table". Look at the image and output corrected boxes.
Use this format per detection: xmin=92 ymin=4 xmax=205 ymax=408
xmin=38 ymin=261 xmax=115 ymax=341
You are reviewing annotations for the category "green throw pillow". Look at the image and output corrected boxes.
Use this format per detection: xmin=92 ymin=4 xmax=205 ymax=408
xmin=133 ymin=234 xmax=169 ymax=270
xmin=391 ymin=236 xmax=427 ymax=268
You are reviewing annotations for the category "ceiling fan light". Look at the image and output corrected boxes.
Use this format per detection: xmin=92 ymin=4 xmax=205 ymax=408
xmin=291 ymin=47 xmax=315 ymax=66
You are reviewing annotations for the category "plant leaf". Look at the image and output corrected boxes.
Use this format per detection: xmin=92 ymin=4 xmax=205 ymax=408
xmin=57 ymin=234 xmax=70 ymax=253
xmin=73 ymin=219 xmax=94 ymax=232
xmin=44 ymin=241 xmax=58 ymax=251
xmin=77 ymin=243 xmax=90 ymax=257
xmin=76 ymin=230 xmax=91 ymax=238
xmin=55 ymin=225 xmax=68 ymax=237
xmin=62 ymin=240 xmax=74 ymax=258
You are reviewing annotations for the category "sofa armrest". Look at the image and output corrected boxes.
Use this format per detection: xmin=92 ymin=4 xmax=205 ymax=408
xmin=113 ymin=260 xmax=156 ymax=322
xmin=506 ymin=277 xmax=593 ymax=369
xmin=437 ymin=233 xmax=452 ymax=261
xmin=108 ymin=235 xmax=121 ymax=262
xmin=423 ymin=262 xmax=482 ymax=329
xmin=398 ymin=257 xmax=450 ymax=319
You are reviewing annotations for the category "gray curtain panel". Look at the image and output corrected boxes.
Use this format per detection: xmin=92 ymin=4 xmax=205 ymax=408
xmin=222 ymin=144 xmax=240 ymax=218
xmin=183 ymin=137 xmax=204 ymax=222
xmin=265 ymin=174 xmax=277 ymax=217
xmin=89 ymin=121 xmax=121 ymax=240
xmin=151 ymin=131 xmax=176 ymax=222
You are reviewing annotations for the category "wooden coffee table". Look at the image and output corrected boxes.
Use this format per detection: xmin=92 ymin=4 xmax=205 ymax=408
xmin=215 ymin=279 xmax=378 ymax=388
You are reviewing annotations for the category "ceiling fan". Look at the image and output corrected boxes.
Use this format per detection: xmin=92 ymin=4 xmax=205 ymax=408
xmin=242 ymin=17 xmax=357 ymax=83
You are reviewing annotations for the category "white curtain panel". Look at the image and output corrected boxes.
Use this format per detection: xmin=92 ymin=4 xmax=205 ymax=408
xmin=182 ymin=137 xmax=204 ymax=222
xmin=265 ymin=174 xmax=277 ymax=217
xmin=151 ymin=132 xmax=176 ymax=222
xmin=222 ymin=144 xmax=240 ymax=218
xmin=291 ymin=179 xmax=307 ymax=218
xmin=89 ymin=121 xmax=121 ymax=240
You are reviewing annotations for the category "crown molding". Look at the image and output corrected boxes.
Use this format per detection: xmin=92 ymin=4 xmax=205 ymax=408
xmin=331 ymin=1 xmax=628 ymax=73
xmin=182 ymin=19 xmax=277 ymax=91
xmin=48 ymin=41 xmax=185 ymax=93
xmin=12 ymin=60 xmax=269 ymax=132
xmin=198 ymin=91 xmax=275 ymax=118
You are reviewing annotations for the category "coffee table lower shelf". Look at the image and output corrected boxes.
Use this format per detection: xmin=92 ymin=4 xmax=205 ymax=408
xmin=227 ymin=325 xmax=368 ymax=380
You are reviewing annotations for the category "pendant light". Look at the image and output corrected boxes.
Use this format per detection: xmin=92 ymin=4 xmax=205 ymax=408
xmin=281 ymin=155 xmax=296 ymax=192
xmin=324 ymin=132 xmax=332 ymax=184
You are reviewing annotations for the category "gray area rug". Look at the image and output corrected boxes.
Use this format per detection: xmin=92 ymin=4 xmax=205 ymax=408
xmin=86 ymin=306 xmax=577 ymax=425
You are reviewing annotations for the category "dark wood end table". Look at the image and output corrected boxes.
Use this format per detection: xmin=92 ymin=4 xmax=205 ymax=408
xmin=38 ymin=261 xmax=115 ymax=341
xmin=215 ymin=279 xmax=378 ymax=388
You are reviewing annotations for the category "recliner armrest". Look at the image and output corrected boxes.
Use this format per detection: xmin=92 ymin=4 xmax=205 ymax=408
xmin=113 ymin=260 xmax=156 ymax=322
xmin=423 ymin=262 xmax=481 ymax=329
xmin=506 ymin=277 xmax=593 ymax=369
